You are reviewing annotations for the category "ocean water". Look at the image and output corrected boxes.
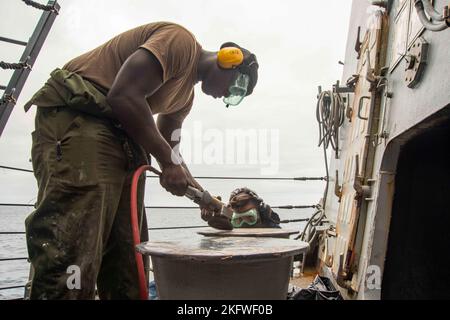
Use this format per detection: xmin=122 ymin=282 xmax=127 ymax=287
xmin=0 ymin=205 xmax=312 ymax=300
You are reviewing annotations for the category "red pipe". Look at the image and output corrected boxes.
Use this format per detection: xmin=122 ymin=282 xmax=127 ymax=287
xmin=130 ymin=165 xmax=152 ymax=300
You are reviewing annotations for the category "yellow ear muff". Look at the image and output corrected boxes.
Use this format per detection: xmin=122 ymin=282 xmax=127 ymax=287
xmin=217 ymin=47 xmax=244 ymax=69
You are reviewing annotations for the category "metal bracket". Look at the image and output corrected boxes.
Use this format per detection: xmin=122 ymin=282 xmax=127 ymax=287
xmin=371 ymin=0 xmax=388 ymax=8
xmin=0 ymin=88 xmax=16 ymax=106
xmin=346 ymin=105 xmax=353 ymax=122
xmin=333 ymin=80 xmax=355 ymax=94
xmin=405 ymin=37 xmax=429 ymax=88
xmin=357 ymin=96 xmax=371 ymax=120
xmin=365 ymin=48 xmax=379 ymax=85
xmin=354 ymin=26 xmax=362 ymax=59
xmin=341 ymin=75 xmax=359 ymax=122
xmin=353 ymin=154 xmax=371 ymax=202
xmin=346 ymin=74 xmax=359 ymax=89
xmin=326 ymin=226 xmax=337 ymax=238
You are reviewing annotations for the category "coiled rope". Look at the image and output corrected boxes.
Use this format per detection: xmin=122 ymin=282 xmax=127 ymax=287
xmin=295 ymin=206 xmax=326 ymax=244
xmin=316 ymin=90 xmax=345 ymax=159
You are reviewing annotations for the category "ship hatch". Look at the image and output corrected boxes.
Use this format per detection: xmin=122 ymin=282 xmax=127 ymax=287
xmin=381 ymin=116 xmax=450 ymax=299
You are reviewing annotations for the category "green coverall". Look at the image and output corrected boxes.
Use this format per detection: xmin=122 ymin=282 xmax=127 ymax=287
xmin=24 ymin=69 xmax=149 ymax=299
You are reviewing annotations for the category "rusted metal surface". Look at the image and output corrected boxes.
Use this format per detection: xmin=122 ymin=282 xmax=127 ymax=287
xmin=197 ymin=227 xmax=299 ymax=239
xmin=328 ymin=8 xmax=389 ymax=293
xmin=137 ymin=237 xmax=308 ymax=300
xmin=404 ymin=37 xmax=429 ymax=88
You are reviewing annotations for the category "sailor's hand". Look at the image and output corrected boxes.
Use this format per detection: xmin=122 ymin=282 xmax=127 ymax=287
xmin=160 ymin=164 xmax=188 ymax=196
xmin=200 ymin=196 xmax=222 ymax=222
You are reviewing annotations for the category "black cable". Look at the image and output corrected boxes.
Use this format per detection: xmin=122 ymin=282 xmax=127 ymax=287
xmin=0 ymin=61 xmax=30 ymax=70
xmin=0 ymin=285 xmax=25 ymax=291
xmin=0 ymin=203 xmax=318 ymax=210
xmin=0 ymin=165 xmax=33 ymax=173
xmin=275 ymin=205 xmax=317 ymax=209
xmin=0 ymin=232 xmax=25 ymax=235
xmin=147 ymin=225 xmax=207 ymax=231
xmin=0 ymin=257 xmax=27 ymax=262
xmin=0 ymin=164 xmax=325 ymax=181
xmin=22 ymin=0 xmax=57 ymax=12
xmin=147 ymin=175 xmax=327 ymax=181
xmin=279 ymin=218 xmax=309 ymax=223
xmin=0 ymin=203 xmax=34 ymax=207
xmin=295 ymin=209 xmax=325 ymax=241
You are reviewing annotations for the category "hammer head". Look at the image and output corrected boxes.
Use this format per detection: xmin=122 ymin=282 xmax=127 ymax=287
xmin=208 ymin=215 xmax=233 ymax=230
xmin=207 ymin=202 xmax=234 ymax=230
xmin=186 ymin=187 xmax=234 ymax=230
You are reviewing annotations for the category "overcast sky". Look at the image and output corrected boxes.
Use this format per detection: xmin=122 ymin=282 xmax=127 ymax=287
xmin=0 ymin=0 xmax=352 ymax=208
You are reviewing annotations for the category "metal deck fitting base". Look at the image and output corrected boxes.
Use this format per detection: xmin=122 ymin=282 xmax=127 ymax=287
xmin=137 ymin=237 xmax=309 ymax=300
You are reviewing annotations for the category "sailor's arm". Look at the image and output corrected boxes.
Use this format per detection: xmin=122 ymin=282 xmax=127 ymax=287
xmin=157 ymin=113 xmax=204 ymax=192
xmin=106 ymin=48 xmax=188 ymax=196
xmin=158 ymin=113 xmax=220 ymax=222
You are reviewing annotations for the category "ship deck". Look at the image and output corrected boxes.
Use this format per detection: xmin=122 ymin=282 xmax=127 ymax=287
xmin=289 ymin=268 xmax=317 ymax=289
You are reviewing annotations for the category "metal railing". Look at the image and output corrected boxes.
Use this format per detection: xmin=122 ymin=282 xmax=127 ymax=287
xmin=0 ymin=165 xmax=327 ymax=181
xmin=0 ymin=163 xmax=322 ymax=292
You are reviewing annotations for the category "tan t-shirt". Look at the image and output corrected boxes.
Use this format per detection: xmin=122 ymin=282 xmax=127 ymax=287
xmin=63 ymin=22 xmax=201 ymax=121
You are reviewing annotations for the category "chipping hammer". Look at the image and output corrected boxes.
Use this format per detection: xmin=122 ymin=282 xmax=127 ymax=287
xmin=147 ymin=165 xmax=234 ymax=230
